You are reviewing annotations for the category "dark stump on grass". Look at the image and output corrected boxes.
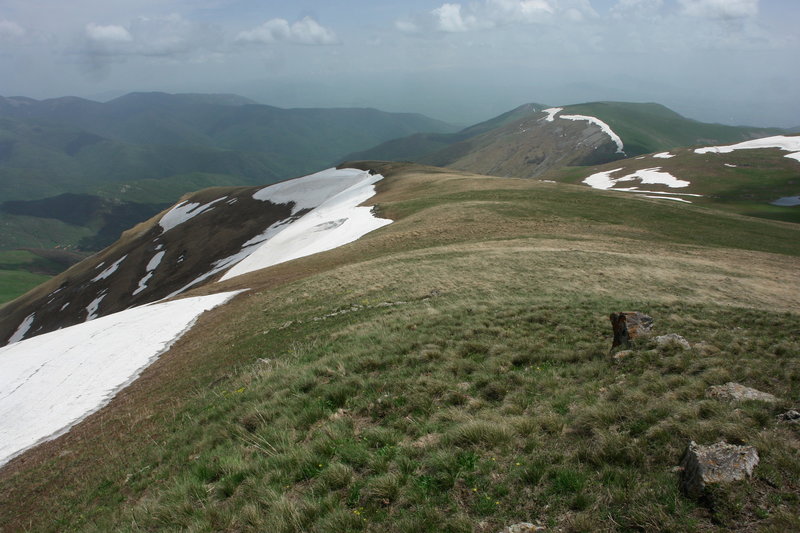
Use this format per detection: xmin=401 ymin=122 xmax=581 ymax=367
xmin=609 ymin=311 xmax=654 ymax=352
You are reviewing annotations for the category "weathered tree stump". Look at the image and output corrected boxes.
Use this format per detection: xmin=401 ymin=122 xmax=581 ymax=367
xmin=609 ymin=311 xmax=653 ymax=352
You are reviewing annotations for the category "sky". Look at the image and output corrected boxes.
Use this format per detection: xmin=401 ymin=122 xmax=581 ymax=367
xmin=1 ymin=0 xmax=798 ymax=127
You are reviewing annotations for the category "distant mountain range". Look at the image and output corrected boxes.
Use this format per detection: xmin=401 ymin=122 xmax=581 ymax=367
xmin=0 ymin=93 xmax=797 ymax=305
xmin=0 ymin=92 xmax=454 ymax=298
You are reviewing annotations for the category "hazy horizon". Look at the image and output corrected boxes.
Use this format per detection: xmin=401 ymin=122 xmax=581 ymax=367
xmin=1 ymin=0 xmax=798 ymax=128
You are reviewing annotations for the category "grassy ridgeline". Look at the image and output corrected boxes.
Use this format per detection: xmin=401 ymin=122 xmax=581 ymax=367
xmin=1 ymin=165 xmax=798 ymax=532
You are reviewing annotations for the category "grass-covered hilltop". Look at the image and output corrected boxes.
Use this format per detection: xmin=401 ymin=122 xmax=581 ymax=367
xmin=1 ymin=161 xmax=798 ymax=532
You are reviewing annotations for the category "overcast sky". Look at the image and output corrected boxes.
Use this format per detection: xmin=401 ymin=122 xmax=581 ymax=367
xmin=1 ymin=0 xmax=798 ymax=127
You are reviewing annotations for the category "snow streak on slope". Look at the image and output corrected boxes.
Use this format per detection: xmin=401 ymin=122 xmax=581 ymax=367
xmin=542 ymin=107 xmax=563 ymax=122
xmin=559 ymin=114 xmax=625 ymax=154
xmin=133 ymin=251 xmax=166 ymax=296
xmin=159 ymin=197 xmax=227 ymax=233
xmin=91 ymin=255 xmax=127 ymax=282
xmin=7 ymin=313 xmax=34 ymax=344
xmin=0 ymin=291 xmax=242 ymax=466
xmin=695 ymin=135 xmax=800 ymax=162
xmin=220 ymin=168 xmax=391 ymax=282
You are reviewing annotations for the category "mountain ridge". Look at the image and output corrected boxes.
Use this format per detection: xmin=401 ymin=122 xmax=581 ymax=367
xmin=1 ymin=161 xmax=798 ymax=531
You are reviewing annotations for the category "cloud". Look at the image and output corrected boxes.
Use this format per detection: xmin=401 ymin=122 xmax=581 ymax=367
xmin=396 ymin=0 xmax=594 ymax=34
xmin=678 ymin=0 xmax=758 ymax=19
xmin=611 ymin=0 xmax=664 ymax=18
xmin=85 ymin=23 xmax=133 ymax=43
xmin=0 ymin=19 xmax=26 ymax=40
xmin=236 ymin=17 xmax=338 ymax=45
xmin=432 ymin=4 xmax=485 ymax=32
xmin=485 ymin=0 xmax=554 ymax=24
xmin=79 ymin=14 xmax=224 ymax=79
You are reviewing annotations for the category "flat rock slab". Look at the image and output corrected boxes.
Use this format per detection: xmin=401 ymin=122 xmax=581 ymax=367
xmin=680 ymin=440 xmax=759 ymax=498
xmin=706 ymin=382 xmax=779 ymax=403
xmin=655 ymin=333 xmax=691 ymax=350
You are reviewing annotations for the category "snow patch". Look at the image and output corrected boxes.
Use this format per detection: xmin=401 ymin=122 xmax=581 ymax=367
xmin=695 ymin=135 xmax=800 ymax=162
xmin=0 ymin=291 xmax=242 ymax=466
xmin=221 ymin=169 xmax=391 ymax=282
xmin=91 ymin=255 xmax=127 ymax=282
xmin=653 ymin=152 xmax=675 ymax=159
xmin=583 ymin=167 xmax=690 ymax=191
xmin=724 ymin=163 xmax=738 ymax=168
xmin=559 ymin=114 xmax=625 ymax=154
xmin=252 ymin=167 xmax=373 ymax=214
xmin=85 ymin=292 xmax=107 ymax=321
xmin=132 ymin=251 xmax=165 ymax=296
xmin=7 ymin=314 xmax=35 ymax=344
xmin=159 ymin=197 xmax=227 ymax=233
xmin=542 ymin=107 xmax=562 ymax=122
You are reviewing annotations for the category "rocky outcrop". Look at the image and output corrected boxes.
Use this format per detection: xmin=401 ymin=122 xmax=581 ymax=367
xmin=680 ymin=441 xmax=759 ymax=498
xmin=705 ymin=383 xmax=779 ymax=403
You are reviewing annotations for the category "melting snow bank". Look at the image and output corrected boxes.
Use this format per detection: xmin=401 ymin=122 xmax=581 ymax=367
xmin=559 ymin=114 xmax=625 ymax=154
xmin=538 ymin=107 xmax=624 ymax=154
xmin=584 ymin=167 xmax=691 ymax=190
xmin=542 ymin=107 xmax=563 ymax=122
xmin=219 ymin=168 xmax=392 ymax=282
xmin=582 ymin=167 xmax=700 ymax=203
xmin=695 ymin=135 xmax=800 ymax=162
xmin=0 ymin=290 xmax=242 ymax=467
xmin=159 ymin=197 xmax=227 ymax=233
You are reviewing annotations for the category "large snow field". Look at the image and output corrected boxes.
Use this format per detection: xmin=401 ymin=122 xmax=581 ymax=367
xmin=220 ymin=168 xmax=391 ymax=281
xmin=0 ymin=168 xmax=392 ymax=465
xmin=695 ymin=135 xmax=800 ymax=162
xmin=0 ymin=291 xmax=242 ymax=466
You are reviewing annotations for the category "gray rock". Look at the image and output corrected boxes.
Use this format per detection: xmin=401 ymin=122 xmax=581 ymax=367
xmin=705 ymin=382 xmax=779 ymax=403
xmin=655 ymin=333 xmax=691 ymax=350
xmin=680 ymin=440 xmax=759 ymax=498
xmin=777 ymin=409 xmax=800 ymax=423
xmin=498 ymin=523 xmax=546 ymax=533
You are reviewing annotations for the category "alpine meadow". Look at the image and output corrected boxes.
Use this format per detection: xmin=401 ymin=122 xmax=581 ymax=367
xmin=1 ymin=1 xmax=799 ymax=532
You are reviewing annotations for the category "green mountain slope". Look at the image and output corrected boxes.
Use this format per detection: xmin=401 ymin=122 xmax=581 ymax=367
xmin=544 ymin=136 xmax=800 ymax=224
xmin=347 ymin=102 xmax=782 ymax=178
xmin=0 ymin=93 xmax=455 ymax=297
xmin=561 ymin=102 xmax=783 ymax=156
xmin=0 ymin=116 xmax=278 ymax=202
xmin=1 ymin=163 xmax=798 ymax=532
xmin=345 ymin=103 xmax=545 ymax=162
